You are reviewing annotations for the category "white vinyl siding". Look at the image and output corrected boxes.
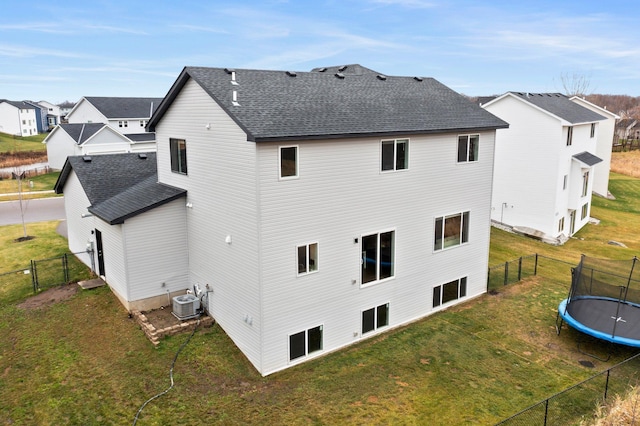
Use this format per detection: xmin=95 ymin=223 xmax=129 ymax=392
xmin=154 ymin=78 xmax=262 ymax=369
xmin=257 ymin=131 xmax=495 ymax=375
xmin=123 ymin=199 xmax=189 ymax=302
xmin=61 ymin=172 xmax=95 ymax=268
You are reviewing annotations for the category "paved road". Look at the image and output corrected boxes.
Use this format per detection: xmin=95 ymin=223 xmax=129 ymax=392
xmin=0 ymin=197 xmax=65 ymax=226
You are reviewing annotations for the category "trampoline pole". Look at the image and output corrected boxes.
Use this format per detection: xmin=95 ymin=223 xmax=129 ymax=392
xmin=611 ymin=286 xmax=625 ymax=339
xmin=624 ymin=257 xmax=638 ymax=302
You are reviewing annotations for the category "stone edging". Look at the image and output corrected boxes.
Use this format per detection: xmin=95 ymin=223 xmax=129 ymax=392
xmin=131 ymin=310 xmax=214 ymax=345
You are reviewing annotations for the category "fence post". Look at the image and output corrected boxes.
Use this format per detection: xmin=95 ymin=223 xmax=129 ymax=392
xmin=604 ymin=369 xmax=611 ymax=400
xmin=30 ymin=260 xmax=37 ymax=293
xmin=534 ymin=253 xmax=538 ymax=276
xmin=504 ymin=261 xmax=509 ymax=286
xmin=518 ymin=257 xmax=523 ymax=281
xmin=63 ymin=254 xmax=69 ymax=284
xmin=544 ymin=398 xmax=549 ymax=425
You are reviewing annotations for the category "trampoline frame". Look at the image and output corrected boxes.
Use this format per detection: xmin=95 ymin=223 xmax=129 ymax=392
xmin=556 ymin=255 xmax=640 ymax=348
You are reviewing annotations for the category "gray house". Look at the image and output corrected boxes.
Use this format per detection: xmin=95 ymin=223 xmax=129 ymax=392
xmin=59 ymin=64 xmax=507 ymax=375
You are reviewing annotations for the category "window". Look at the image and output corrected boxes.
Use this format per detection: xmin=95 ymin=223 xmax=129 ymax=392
xmin=434 ymin=212 xmax=469 ymax=251
xmin=170 ymin=138 xmax=188 ymax=174
xmin=433 ymin=277 xmax=467 ymax=307
xmin=361 ymin=231 xmax=395 ymax=285
xmin=362 ymin=303 xmax=389 ymax=334
xmin=590 ymin=123 xmax=596 ymax=138
xmin=118 ymin=120 xmax=128 ymax=128
xmin=581 ymin=203 xmax=589 ymax=220
xmin=457 ymin=135 xmax=479 ymax=162
xmin=297 ymin=243 xmax=318 ymax=275
xmin=22 ymin=120 xmax=26 ymax=125
xmin=280 ymin=146 xmax=298 ymax=179
xmin=563 ymin=174 xmax=568 ymax=190
xmin=289 ymin=325 xmax=323 ymax=361
xmin=582 ymin=171 xmax=589 ymax=197
xmin=381 ymin=139 xmax=408 ymax=171
xmin=566 ymin=126 xmax=573 ymax=146
xmin=558 ymin=217 xmax=565 ymax=233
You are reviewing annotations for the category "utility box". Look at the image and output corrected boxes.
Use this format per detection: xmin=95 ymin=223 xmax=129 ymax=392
xmin=172 ymin=294 xmax=200 ymax=320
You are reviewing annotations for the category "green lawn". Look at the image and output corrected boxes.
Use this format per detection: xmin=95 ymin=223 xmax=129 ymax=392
xmin=0 ymin=173 xmax=639 ymax=425
xmin=0 ymin=132 xmax=47 ymax=153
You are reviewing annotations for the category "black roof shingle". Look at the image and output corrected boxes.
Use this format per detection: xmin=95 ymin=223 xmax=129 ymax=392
xmin=508 ymin=92 xmax=606 ymax=124
xmin=83 ymin=97 xmax=164 ymax=119
xmin=149 ymin=65 xmax=508 ymax=141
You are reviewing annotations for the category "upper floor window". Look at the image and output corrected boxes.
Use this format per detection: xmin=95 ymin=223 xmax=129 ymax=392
xmin=457 ymin=135 xmax=479 ymax=162
xmin=434 ymin=211 xmax=469 ymax=251
xmin=582 ymin=171 xmax=589 ymax=197
xmin=297 ymin=243 xmax=318 ymax=275
xmin=170 ymin=138 xmax=188 ymax=175
xmin=381 ymin=139 xmax=408 ymax=171
xmin=280 ymin=146 xmax=298 ymax=179
xmin=361 ymin=230 xmax=395 ymax=285
xmin=566 ymin=126 xmax=573 ymax=146
xmin=590 ymin=123 xmax=596 ymax=138
xmin=119 ymin=120 xmax=128 ymax=128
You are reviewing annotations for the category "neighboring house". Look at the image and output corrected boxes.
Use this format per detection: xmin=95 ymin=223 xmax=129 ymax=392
xmin=124 ymin=132 xmax=157 ymax=153
xmin=481 ymin=92 xmax=606 ymax=243
xmin=58 ymin=101 xmax=75 ymax=122
xmin=38 ymin=100 xmax=62 ymax=129
xmin=43 ymin=123 xmax=136 ymax=170
xmin=24 ymin=101 xmax=49 ymax=133
xmin=54 ymin=153 xmax=188 ymax=310
xmin=570 ymin=96 xmax=619 ymax=198
xmin=66 ymin=96 xmax=163 ymax=135
xmin=615 ymin=118 xmax=640 ymax=141
xmin=58 ymin=64 xmax=508 ymax=376
xmin=0 ymin=100 xmax=38 ymax=136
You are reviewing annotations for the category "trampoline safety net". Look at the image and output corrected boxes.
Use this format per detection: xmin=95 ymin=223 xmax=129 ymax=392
xmin=569 ymin=256 xmax=640 ymax=304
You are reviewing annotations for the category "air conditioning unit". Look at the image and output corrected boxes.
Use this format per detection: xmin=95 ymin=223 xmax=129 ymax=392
xmin=172 ymin=294 xmax=200 ymax=320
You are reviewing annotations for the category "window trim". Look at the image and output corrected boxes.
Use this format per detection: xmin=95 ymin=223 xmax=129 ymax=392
xmin=582 ymin=171 xmax=589 ymax=197
xmin=434 ymin=211 xmax=470 ymax=252
xmin=279 ymin=145 xmax=299 ymax=180
xmin=581 ymin=203 xmax=589 ymax=220
xmin=360 ymin=229 xmax=396 ymax=287
xmin=288 ymin=324 xmax=323 ymax=362
xmin=380 ymin=138 xmax=409 ymax=172
xmin=432 ymin=277 xmax=467 ymax=308
xmin=558 ymin=217 xmax=565 ymax=233
xmin=566 ymin=126 xmax=573 ymax=146
xmin=457 ymin=134 xmax=479 ymax=163
xmin=170 ymin=138 xmax=188 ymax=175
xmin=361 ymin=303 xmax=390 ymax=335
xmin=297 ymin=242 xmax=318 ymax=276
xmin=590 ymin=123 xmax=596 ymax=138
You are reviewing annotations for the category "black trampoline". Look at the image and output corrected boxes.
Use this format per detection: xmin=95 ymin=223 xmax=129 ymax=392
xmin=557 ymin=255 xmax=640 ymax=347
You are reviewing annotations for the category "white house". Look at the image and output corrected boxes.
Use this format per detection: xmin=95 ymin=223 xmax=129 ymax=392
xmin=66 ymin=96 xmax=162 ymax=135
xmin=38 ymin=101 xmax=62 ymax=129
xmin=43 ymin=123 xmax=136 ymax=170
xmin=0 ymin=100 xmax=38 ymax=136
xmin=57 ymin=64 xmax=508 ymax=376
xmin=570 ymin=96 xmax=619 ymax=198
xmin=481 ymin=92 xmax=606 ymax=242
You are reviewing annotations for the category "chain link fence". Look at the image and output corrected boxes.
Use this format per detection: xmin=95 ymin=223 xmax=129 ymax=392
xmin=496 ymin=352 xmax=640 ymax=425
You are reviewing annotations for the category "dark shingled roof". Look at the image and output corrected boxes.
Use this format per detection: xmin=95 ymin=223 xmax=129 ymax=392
xmin=509 ymin=92 xmax=606 ymax=124
xmin=573 ymin=151 xmax=603 ymax=167
xmin=54 ymin=152 xmax=186 ymax=224
xmin=0 ymin=99 xmax=36 ymax=109
xmin=149 ymin=65 xmax=508 ymax=141
xmin=125 ymin=132 xmax=156 ymax=142
xmin=83 ymin=97 xmax=164 ymax=119
xmin=59 ymin=123 xmax=108 ymax=145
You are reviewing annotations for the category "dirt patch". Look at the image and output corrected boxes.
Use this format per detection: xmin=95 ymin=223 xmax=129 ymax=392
xmin=17 ymin=283 xmax=79 ymax=310
xmin=142 ymin=306 xmax=184 ymax=329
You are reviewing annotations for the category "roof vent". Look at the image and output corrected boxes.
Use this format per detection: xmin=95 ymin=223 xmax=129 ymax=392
xmin=82 ymin=156 xmax=92 ymax=162
xmin=413 ymin=77 xmax=423 ymax=82
xmin=224 ymin=68 xmax=235 ymax=74
xmin=377 ymin=74 xmax=387 ymax=81
xmin=317 ymin=67 xmax=327 ymax=72
xmin=286 ymin=71 xmax=297 ymax=77
xmin=338 ymin=65 xmax=348 ymax=72
xmin=138 ymin=153 xmax=147 ymax=159
xmin=232 ymin=90 xmax=240 ymax=106
xmin=335 ymin=73 xmax=345 ymax=79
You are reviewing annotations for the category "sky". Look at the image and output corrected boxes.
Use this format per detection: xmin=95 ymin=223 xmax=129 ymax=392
xmin=2 ymin=0 xmax=640 ymax=104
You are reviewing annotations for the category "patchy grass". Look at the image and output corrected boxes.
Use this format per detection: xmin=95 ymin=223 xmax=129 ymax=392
xmin=1 ymin=174 xmax=640 ymax=424
xmin=0 ymin=132 xmax=47 ymax=153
